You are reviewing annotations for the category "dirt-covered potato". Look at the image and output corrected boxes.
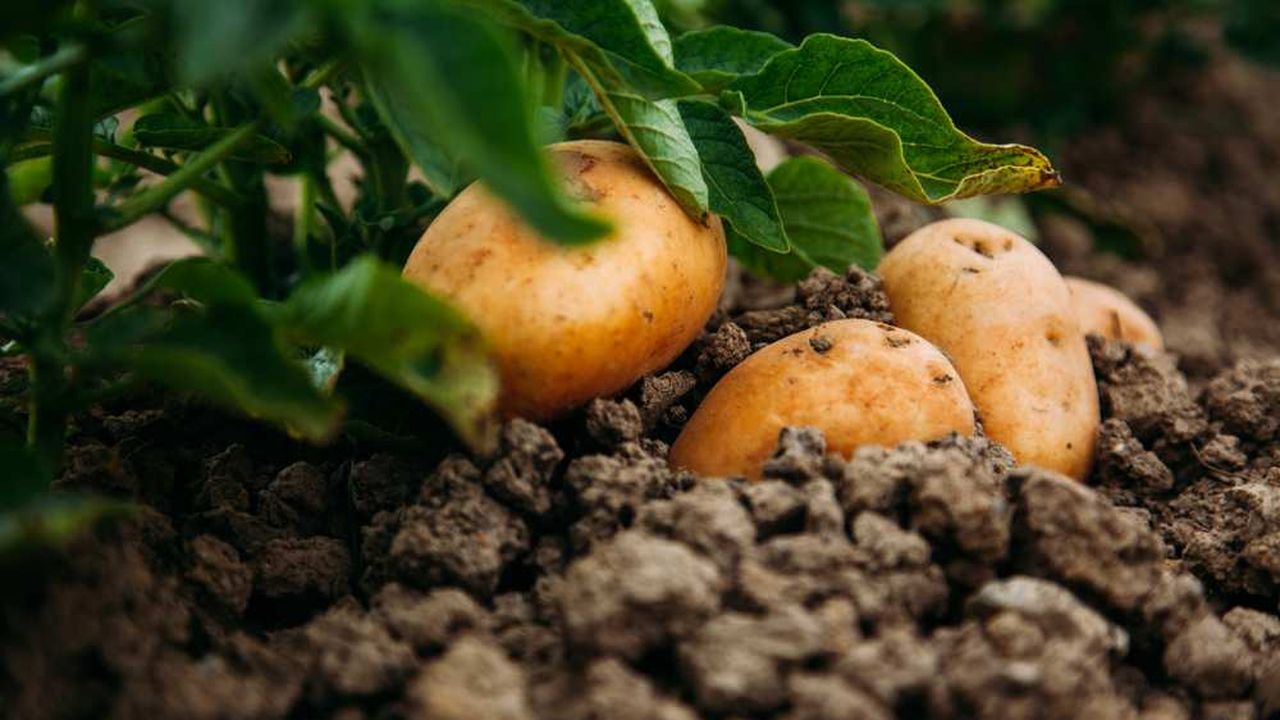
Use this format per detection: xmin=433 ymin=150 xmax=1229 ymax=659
xmin=669 ymin=319 xmax=976 ymax=480
xmin=1065 ymin=276 xmax=1163 ymax=350
xmin=878 ymin=218 xmax=1099 ymax=480
xmin=403 ymin=140 xmax=727 ymax=420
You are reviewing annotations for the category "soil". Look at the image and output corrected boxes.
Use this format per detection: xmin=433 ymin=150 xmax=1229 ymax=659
xmin=5 ymin=43 xmax=1280 ymax=720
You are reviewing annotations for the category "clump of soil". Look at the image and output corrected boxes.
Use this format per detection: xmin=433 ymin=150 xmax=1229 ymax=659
xmin=6 ymin=44 xmax=1280 ymax=720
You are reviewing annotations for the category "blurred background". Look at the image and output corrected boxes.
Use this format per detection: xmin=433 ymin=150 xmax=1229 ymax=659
xmin=677 ymin=0 xmax=1280 ymax=377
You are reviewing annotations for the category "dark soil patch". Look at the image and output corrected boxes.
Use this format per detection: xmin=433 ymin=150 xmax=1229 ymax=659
xmin=5 ymin=49 xmax=1280 ymax=720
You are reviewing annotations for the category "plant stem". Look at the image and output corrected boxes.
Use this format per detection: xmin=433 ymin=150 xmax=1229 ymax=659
xmin=300 ymin=60 xmax=344 ymax=91
xmin=315 ymin=114 xmax=366 ymax=158
xmin=27 ymin=352 xmax=68 ymax=470
xmin=16 ymin=135 xmax=244 ymax=209
xmin=99 ymin=122 xmax=260 ymax=233
xmin=0 ymin=43 xmax=87 ymax=97
xmin=31 ymin=41 xmax=97 ymax=471
xmin=293 ymin=173 xmax=317 ymax=273
xmin=541 ymin=45 xmax=566 ymax=110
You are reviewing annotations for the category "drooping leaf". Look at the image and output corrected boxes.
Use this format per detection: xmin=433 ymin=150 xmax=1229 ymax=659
xmin=360 ymin=0 xmax=609 ymax=245
xmin=278 ymin=256 xmax=500 ymax=450
xmin=87 ymin=258 xmax=343 ymax=440
xmin=132 ymin=113 xmax=291 ymax=163
xmin=464 ymin=0 xmax=700 ymax=98
xmin=465 ymin=0 xmax=709 ymax=214
xmin=360 ymin=70 xmax=467 ymax=200
xmin=678 ymin=100 xmax=786 ymax=251
xmin=730 ymin=156 xmax=882 ymax=282
xmin=673 ymin=26 xmax=793 ymax=92
xmin=732 ymin=35 xmax=1060 ymax=204
xmin=592 ymin=82 xmax=708 ymax=217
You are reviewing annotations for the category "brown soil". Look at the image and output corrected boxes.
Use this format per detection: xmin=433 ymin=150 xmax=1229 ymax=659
xmin=4 ymin=47 xmax=1280 ymax=720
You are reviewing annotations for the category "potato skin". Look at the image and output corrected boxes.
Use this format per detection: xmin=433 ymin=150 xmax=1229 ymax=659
xmin=403 ymin=140 xmax=727 ymax=420
xmin=1065 ymin=276 xmax=1163 ymax=350
xmin=878 ymin=218 xmax=1100 ymax=480
xmin=669 ymin=319 xmax=976 ymax=480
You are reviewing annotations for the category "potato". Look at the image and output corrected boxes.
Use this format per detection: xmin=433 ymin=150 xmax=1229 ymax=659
xmin=1065 ymin=276 xmax=1163 ymax=350
xmin=669 ymin=319 xmax=976 ymax=480
xmin=403 ymin=140 xmax=727 ymax=420
xmin=878 ymin=218 xmax=1100 ymax=480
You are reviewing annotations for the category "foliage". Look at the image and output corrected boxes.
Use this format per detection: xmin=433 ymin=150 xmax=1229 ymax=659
xmin=702 ymin=0 xmax=1269 ymax=140
xmin=0 ymin=0 xmax=1058 ymax=545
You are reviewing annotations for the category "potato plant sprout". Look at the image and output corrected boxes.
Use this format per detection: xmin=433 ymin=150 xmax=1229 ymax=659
xmin=0 ymin=0 xmax=1059 ymax=539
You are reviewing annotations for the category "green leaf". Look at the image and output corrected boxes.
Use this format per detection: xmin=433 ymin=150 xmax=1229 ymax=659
xmin=88 ymin=45 xmax=172 ymax=119
xmin=164 ymin=0 xmax=308 ymax=84
xmin=732 ymin=35 xmax=1060 ymax=204
xmin=6 ymin=157 xmax=52 ymax=205
xmin=678 ymin=100 xmax=786 ymax=251
xmin=146 ymin=256 xmax=259 ymax=305
xmin=132 ymin=113 xmax=291 ymax=163
xmin=360 ymin=1 xmax=610 ymax=245
xmin=731 ymin=156 xmax=882 ymax=283
xmin=595 ymin=86 xmax=708 ymax=217
xmin=465 ymin=0 xmax=700 ymax=98
xmin=673 ymin=26 xmax=793 ymax=92
xmin=249 ymin=67 xmax=321 ymax=130
xmin=279 ymin=256 xmax=500 ymax=450
xmin=88 ymin=258 xmax=343 ymax=440
xmin=127 ymin=305 xmax=341 ymax=440
xmin=75 ymin=256 xmax=114 ymax=310
xmin=360 ymin=71 xmax=466 ymax=200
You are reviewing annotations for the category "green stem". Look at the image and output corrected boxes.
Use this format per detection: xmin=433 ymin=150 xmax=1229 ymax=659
xmin=31 ymin=43 xmax=97 ymax=471
xmin=99 ymin=122 xmax=260 ymax=233
xmin=16 ymin=136 xmax=244 ymax=209
xmin=27 ymin=352 xmax=67 ymax=470
xmin=293 ymin=173 xmax=317 ymax=273
xmin=300 ymin=60 xmax=344 ymax=91
xmin=315 ymin=114 xmax=366 ymax=158
xmin=0 ymin=43 xmax=87 ymax=97
xmin=541 ymin=45 xmax=566 ymax=110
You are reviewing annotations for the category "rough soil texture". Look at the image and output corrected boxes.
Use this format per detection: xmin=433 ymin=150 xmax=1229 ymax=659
xmin=5 ymin=46 xmax=1280 ymax=720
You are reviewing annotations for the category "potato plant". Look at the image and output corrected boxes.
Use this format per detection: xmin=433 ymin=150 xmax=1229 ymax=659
xmin=0 ymin=0 xmax=1059 ymax=541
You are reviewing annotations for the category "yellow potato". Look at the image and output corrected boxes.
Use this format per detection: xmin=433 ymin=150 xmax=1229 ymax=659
xmin=878 ymin=218 xmax=1099 ymax=481
xmin=403 ymin=140 xmax=726 ymax=420
xmin=1065 ymin=276 xmax=1163 ymax=350
xmin=669 ymin=319 xmax=976 ymax=480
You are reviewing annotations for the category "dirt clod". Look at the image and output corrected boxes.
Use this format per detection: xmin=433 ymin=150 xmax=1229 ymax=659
xmin=560 ymin=530 xmax=723 ymax=659
xmin=407 ymin=636 xmax=533 ymax=720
